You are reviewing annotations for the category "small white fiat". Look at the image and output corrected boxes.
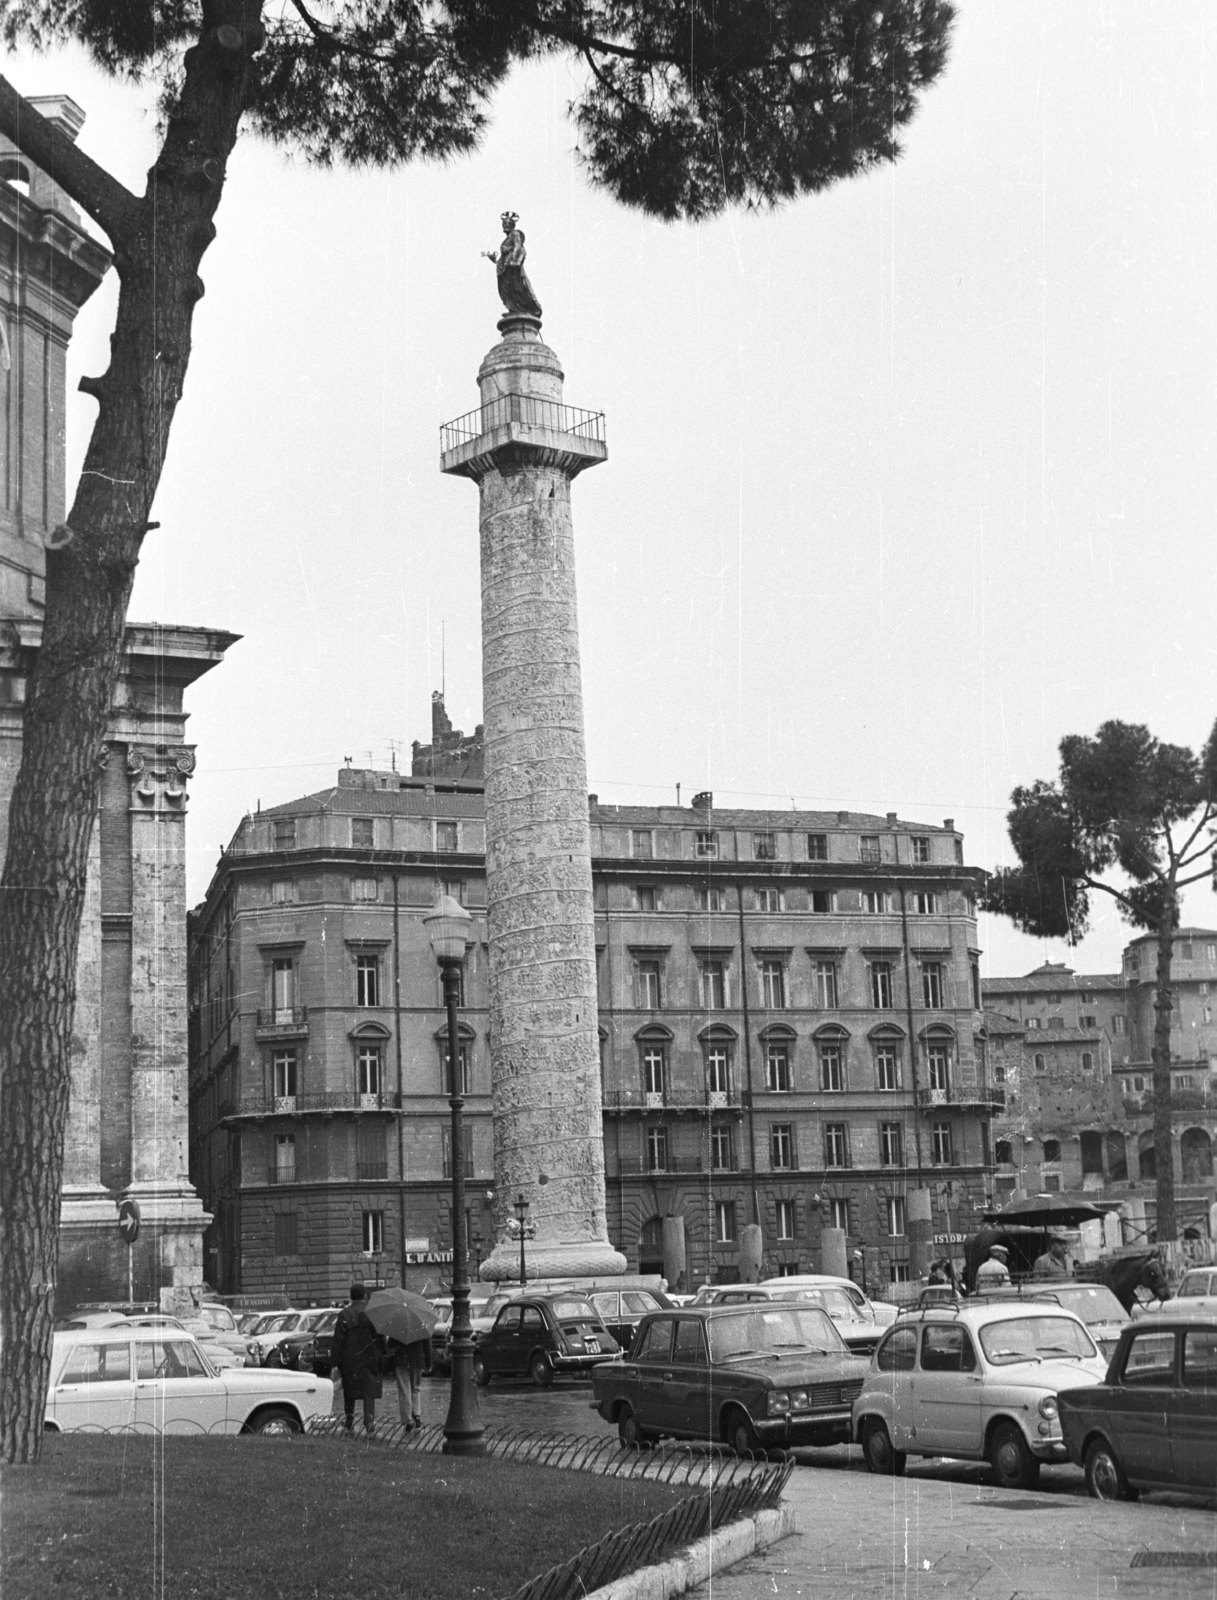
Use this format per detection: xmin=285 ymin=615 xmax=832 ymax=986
xmin=852 ymin=1299 xmax=1108 ymax=1488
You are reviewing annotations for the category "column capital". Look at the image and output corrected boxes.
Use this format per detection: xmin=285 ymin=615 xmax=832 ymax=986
xmin=126 ymin=743 xmax=196 ymax=811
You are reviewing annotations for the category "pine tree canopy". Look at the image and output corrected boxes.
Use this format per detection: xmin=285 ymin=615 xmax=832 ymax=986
xmin=3 ymin=0 xmax=956 ymax=219
xmin=984 ymin=719 xmax=1217 ymax=942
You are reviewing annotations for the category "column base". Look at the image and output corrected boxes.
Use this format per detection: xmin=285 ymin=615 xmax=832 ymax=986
xmin=60 ymin=1184 xmax=119 ymax=1228
xmin=479 ymin=1238 xmax=627 ymax=1283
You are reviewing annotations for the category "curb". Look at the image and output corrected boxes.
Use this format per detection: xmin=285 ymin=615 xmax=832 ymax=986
xmin=586 ymin=1502 xmax=796 ymax=1600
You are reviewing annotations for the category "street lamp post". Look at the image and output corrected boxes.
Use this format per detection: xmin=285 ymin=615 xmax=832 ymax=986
xmin=424 ymin=894 xmax=485 ymax=1458
xmin=514 ymin=1193 xmax=529 ymax=1286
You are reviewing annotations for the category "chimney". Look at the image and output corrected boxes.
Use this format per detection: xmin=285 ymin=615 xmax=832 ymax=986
xmin=837 ymin=811 xmax=849 ymax=824
xmin=886 ymin=812 xmax=897 ymax=824
xmin=943 ymin=819 xmax=954 ymax=831
xmin=692 ymin=791 xmax=713 ymax=810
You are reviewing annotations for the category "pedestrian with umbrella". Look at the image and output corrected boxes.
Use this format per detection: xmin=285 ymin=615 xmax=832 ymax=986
xmin=366 ymin=1289 xmax=439 ymax=1432
xmin=332 ymin=1283 xmax=385 ymax=1434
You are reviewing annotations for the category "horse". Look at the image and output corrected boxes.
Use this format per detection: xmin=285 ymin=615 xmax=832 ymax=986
xmin=1075 ymin=1251 xmax=1171 ymax=1313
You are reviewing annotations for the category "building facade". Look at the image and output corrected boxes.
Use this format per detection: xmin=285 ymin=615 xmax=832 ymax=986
xmin=1 ymin=98 xmax=235 ymax=1308
xmin=983 ymin=935 xmax=1217 ymax=1242
xmin=188 ymin=715 xmax=997 ymax=1300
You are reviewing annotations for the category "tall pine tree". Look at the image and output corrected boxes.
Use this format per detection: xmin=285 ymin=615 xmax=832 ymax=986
xmin=0 ymin=1 xmax=955 ymax=1462
xmin=985 ymin=719 xmax=1217 ymax=1248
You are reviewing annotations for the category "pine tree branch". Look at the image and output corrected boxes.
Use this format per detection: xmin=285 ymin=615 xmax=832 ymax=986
xmin=0 ymin=77 xmax=139 ymax=247
xmin=1174 ymin=866 xmax=1214 ymax=891
xmin=1173 ymin=803 xmax=1215 ymax=865
xmin=1080 ymin=874 xmax=1139 ymax=917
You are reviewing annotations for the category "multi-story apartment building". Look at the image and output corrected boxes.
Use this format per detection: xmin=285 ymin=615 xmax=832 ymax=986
xmin=188 ymin=709 xmax=996 ymax=1300
xmin=983 ymin=935 xmax=1217 ymax=1241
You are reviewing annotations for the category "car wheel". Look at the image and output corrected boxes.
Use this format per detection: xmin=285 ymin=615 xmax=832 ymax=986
xmin=617 ymin=1404 xmax=652 ymax=1449
xmin=725 ymin=1407 xmax=760 ymax=1457
xmin=473 ymin=1354 xmax=491 ymax=1387
xmin=246 ymin=1406 xmax=301 ymax=1436
xmin=990 ymin=1422 xmax=1041 ymax=1490
xmin=861 ymin=1417 xmax=907 ymax=1476
xmin=1085 ymin=1438 xmax=1136 ymax=1502
xmin=529 ymin=1351 xmax=553 ymax=1388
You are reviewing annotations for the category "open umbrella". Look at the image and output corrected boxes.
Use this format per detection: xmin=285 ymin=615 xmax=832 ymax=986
xmin=981 ymin=1193 xmax=1107 ymax=1229
xmin=365 ymin=1288 xmax=440 ymax=1347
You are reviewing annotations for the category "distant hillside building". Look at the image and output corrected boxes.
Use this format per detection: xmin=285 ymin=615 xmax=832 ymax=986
xmin=983 ymin=936 xmax=1217 ymax=1241
xmin=188 ymin=710 xmax=996 ymax=1299
xmin=0 ymin=98 xmax=235 ymax=1308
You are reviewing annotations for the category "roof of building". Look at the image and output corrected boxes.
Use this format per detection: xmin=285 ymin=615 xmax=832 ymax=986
xmin=981 ymin=972 xmax=1123 ymax=996
xmin=251 ymin=773 xmax=963 ymax=836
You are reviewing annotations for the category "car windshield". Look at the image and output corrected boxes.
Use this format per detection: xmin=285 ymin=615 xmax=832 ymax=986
xmin=198 ymin=1305 xmax=237 ymax=1331
xmin=788 ymin=1287 xmax=857 ymax=1319
xmin=1044 ymin=1286 xmax=1126 ymax=1325
xmin=260 ymin=1314 xmax=297 ymax=1334
xmin=709 ymin=1307 xmax=845 ymax=1361
xmin=1179 ymin=1275 xmax=1212 ymax=1298
xmin=979 ymin=1316 xmax=1097 ymax=1365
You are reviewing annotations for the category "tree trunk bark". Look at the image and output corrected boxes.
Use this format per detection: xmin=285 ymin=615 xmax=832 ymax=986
xmin=0 ymin=18 xmax=259 ymax=1465
xmin=1151 ymin=904 xmax=1177 ymax=1244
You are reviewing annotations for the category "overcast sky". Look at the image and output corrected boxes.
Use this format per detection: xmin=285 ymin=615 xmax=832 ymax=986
xmin=10 ymin=3 xmax=1216 ymax=979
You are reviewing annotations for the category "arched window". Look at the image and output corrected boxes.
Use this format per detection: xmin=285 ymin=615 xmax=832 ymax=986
xmin=1182 ymin=1127 xmax=1213 ymax=1183
xmin=1034 ymin=1053 xmax=1046 ymax=1072
xmin=761 ymin=1024 xmax=797 ymax=1093
xmin=813 ymin=1024 xmax=849 ymax=1093
xmin=1137 ymin=1131 xmax=1156 ymax=1181
xmin=635 ymin=1025 xmax=672 ymax=1101
xmin=699 ymin=1025 xmax=737 ymax=1101
xmin=1081 ymin=1052 xmax=1094 ymax=1072
xmin=868 ymin=1025 xmax=904 ymax=1091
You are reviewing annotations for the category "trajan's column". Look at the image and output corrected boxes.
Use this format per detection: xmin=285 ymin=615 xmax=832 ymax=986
xmin=440 ymin=215 xmax=625 ymax=1281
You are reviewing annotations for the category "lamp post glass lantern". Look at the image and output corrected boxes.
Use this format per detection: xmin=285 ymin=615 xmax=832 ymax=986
xmin=514 ymin=1193 xmax=530 ymax=1286
xmin=423 ymin=895 xmax=485 ymax=1456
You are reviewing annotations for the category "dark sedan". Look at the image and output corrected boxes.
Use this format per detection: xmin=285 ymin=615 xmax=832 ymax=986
xmin=472 ymin=1293 xmax=620 ymax=1387
xmin=1058 ymin=1315 xmax=1217 ymax=1500
xmin=593 ymin=1303 xmax=869 ymax=1455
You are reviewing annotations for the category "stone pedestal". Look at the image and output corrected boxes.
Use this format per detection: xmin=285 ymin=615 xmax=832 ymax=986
xmin=442 ymin=317 xmax=624 ymax=1283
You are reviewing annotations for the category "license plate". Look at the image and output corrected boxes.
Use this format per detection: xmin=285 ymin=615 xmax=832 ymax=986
xmin=585 ymin=1340 xmax=600 ymax=1353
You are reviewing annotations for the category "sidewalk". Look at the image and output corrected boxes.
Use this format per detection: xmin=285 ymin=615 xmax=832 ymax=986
xmin=684 ymin=1459 xmax=1217 ymax=1600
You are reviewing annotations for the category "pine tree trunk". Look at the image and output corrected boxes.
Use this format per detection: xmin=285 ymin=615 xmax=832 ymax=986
xmin=1151 ymin=907 xmax=1177 ymax=1243
xmin=0 ymin=21 xmax=257 ymax=1466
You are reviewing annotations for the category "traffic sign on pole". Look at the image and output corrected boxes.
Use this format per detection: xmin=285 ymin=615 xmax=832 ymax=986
xmin=118 ymin=1199 xmax=141 ymax=1244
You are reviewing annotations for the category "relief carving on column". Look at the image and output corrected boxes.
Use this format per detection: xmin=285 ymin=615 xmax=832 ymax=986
xmin=126 ymin=745 xmax=197 ymax=810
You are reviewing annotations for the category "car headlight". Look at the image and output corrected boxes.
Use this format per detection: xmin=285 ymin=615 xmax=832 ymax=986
xmin=1038 ymin=1396 xmax=1059 ymax=1420
xmin=767 ymin=1391 xmax=790 ymax=1415
xmin=790 ymin=1389 xmax=810 ymax=1411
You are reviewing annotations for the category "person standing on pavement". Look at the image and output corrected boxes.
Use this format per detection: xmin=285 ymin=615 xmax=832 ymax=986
xmin=388 ymin=1333 xmax=432 ymax=1430
xmin=975 ymin=1243 xmax=1011 ymax=1287
xmin=332 ymin=1283 xmax=384 ymax=1433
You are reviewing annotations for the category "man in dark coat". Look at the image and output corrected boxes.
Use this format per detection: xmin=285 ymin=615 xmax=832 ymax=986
xmin=331 ymin=1283 xmax=383 ymax=1433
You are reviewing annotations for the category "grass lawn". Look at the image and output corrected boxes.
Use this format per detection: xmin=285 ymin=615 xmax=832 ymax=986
xmin=2 ymin=1434 xmax=692 ymax=1600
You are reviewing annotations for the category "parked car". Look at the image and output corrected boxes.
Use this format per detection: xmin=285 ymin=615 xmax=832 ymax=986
xmin=187 ymin=1301 xmax=262 ymax=1367
xmin=245 ymin=1310 xmax=313 ymax=1366
xmin=593 ymin=1302 xmax=869 ymax=1454
xmin=1165 ymin=1267 xmax=1217 ymax=1316
xmin=717 ymin=1281 xmax=890 ymax=1355
xmin=267 ymin=1307 xmax=340 ymax=1370
xmin=1058 ymin=1316 xmax=1217 ymax=1500
xmin=761 ymin=1275 xmax=898 ymax=1333
xmin=45 ymin=1327 xmax=333 ymax=1434
xmin=1028 ymin=1284 xmax=1131 ymax=1360
xmin=432 ymin=1291 xmax=522 ymax=1373
xmin=473 ymin=1293 xmax=620 ymax=1387
xmin=587 ymin=1289 xmax=670 ymax=1353
xmin=853 ymin=1299 xmax=1109 ymax=1488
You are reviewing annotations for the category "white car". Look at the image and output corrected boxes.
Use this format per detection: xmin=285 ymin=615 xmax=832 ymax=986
xmin=45 ymin=1326 xmax=333 ymax=1435
xmin=1164 ymin=1266 xmax=1217 ymax=1316
xmin=244 ymin=1309 xmax=310 ymax=1365
xmin=852 ymin=1300 xmax=1108 ymax=1488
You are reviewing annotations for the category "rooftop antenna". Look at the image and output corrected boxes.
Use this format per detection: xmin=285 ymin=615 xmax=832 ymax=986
xmin=387 ymin=738 xmax=402 ymax=773
xmin=441 ymin=621 xmax=446 ymax=701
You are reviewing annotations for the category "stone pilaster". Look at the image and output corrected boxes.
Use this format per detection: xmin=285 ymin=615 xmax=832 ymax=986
xmin=442 ymin=315 xmax=624 ymax=1281
xmin=59 ymin=808 xmax=112 ymax=1219
xmin=122 ymin=742 xmax=209 ymax=1284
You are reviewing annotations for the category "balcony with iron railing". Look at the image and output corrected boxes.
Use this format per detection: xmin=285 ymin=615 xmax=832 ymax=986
xmin=616 ymin=1153 xmax=705 ymax=1177
xmin=439 ymin=395 xmax=608 ymax=479
xmin=356 ymin=1161 xmax=389 ymax=1182
xmin=917 ymin=1085 xmax=1005 ymax=1111
xmin=222 ymin=1090 xmax=400 ymax=1121
xmin=254 ymin=1006 xmax=309 ymax=1042
xmin=267 ymin=1165 xmax=297 ymax=1185
xmin=602 ymin=1087 xmax=740 ymax=1115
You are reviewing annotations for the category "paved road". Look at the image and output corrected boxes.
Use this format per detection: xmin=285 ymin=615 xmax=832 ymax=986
xmin=337 ymin=1375 xmax=1217 ymax=1598
xmin=689 ymin=1461 xmax=1217 ymax=1600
